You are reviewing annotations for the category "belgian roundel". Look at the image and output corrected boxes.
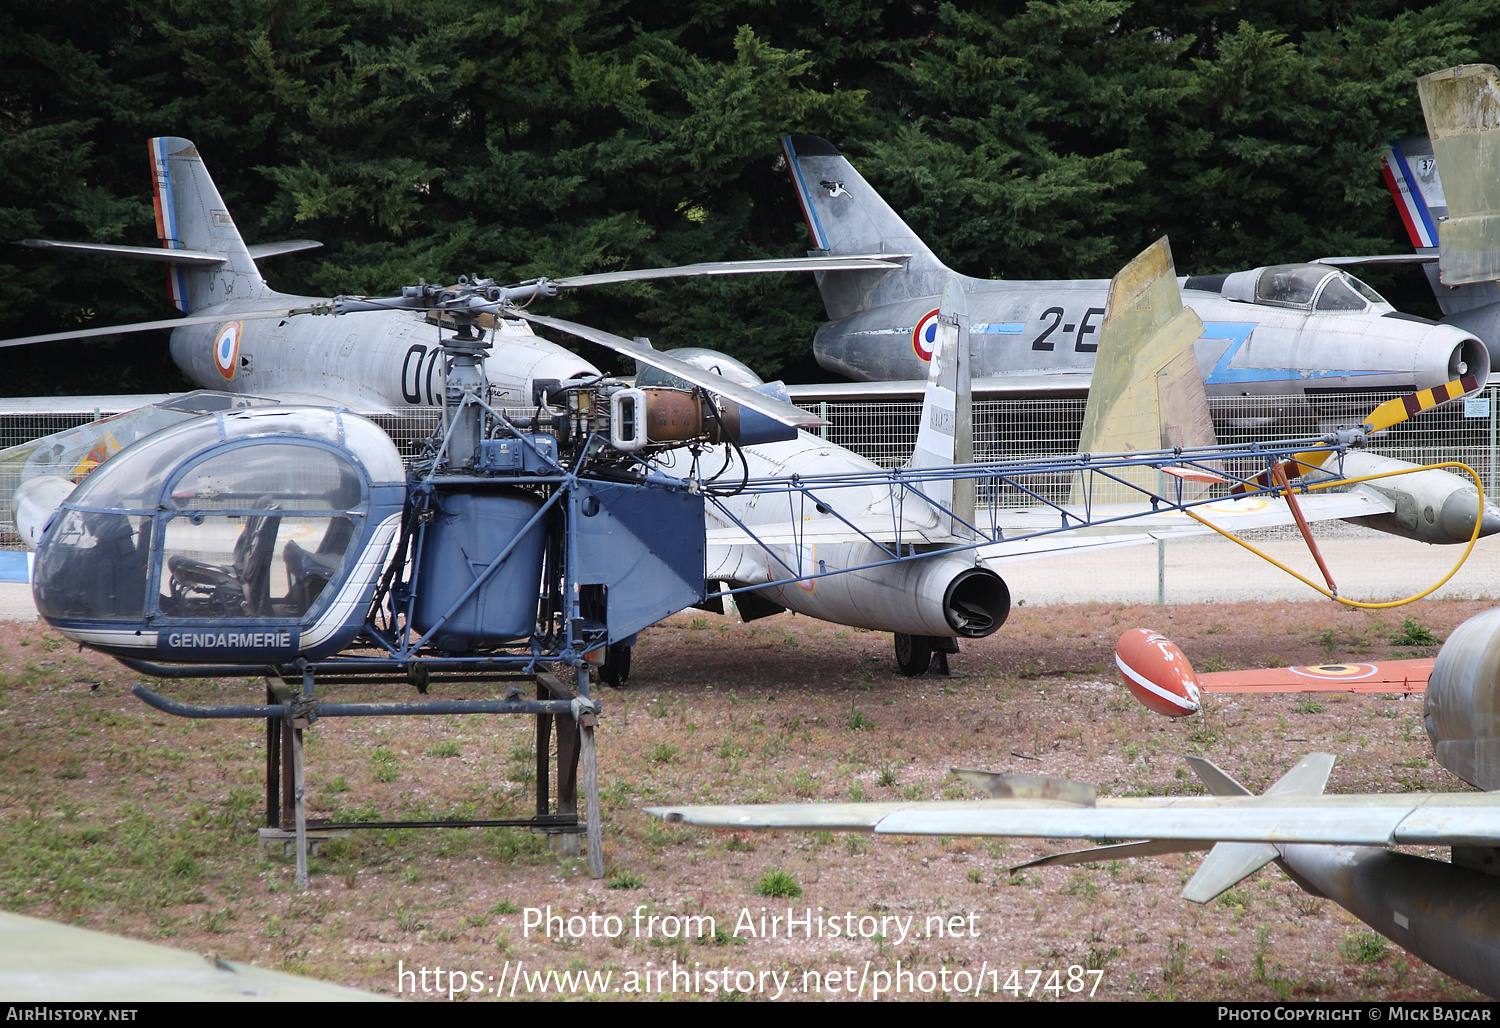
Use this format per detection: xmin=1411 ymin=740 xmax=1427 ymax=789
xmin=213 ymin=321 xmax=243 ymax=381
xmin=912 ymin=308 xmax=941 ymax=362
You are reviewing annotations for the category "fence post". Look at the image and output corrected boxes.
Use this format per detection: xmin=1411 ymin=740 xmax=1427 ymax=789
xmin=1156 ymin=468 xmax=1166 ymax=606
xmin=1490 ymin=384 xmax=1496 ymax=500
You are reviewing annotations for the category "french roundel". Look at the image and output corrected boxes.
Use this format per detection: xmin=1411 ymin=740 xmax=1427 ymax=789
xmin=912 ymin=308 xmax=941 ymax=362
xmin=1288 ymin=663 xmax=1380 ymax=681
xmin=213 ymin=321 xmax=243 ymax=381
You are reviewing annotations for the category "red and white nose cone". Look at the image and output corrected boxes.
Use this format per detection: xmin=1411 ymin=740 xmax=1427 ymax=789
xmin=1115 ymin=628 xmax=1202 ymax=717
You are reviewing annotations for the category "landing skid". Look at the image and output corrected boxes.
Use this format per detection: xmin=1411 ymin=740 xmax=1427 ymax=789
xmin=133 ymin=664 xmax=604 ymax=888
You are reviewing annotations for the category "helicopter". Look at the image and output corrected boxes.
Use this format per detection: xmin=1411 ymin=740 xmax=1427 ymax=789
xmin=24 ymin=236 xmax=1492 ymax=690
xmin=20 ymin=231 xmax=1494 ymax=889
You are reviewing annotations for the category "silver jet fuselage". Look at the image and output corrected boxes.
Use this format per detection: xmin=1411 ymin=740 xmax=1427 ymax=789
xmin=814 ymin=276 xmax=1487 ymax=397
xmin=167 ymin=297 xmax=599 ymax=411
xmin=698 ymin=431 xmax=1005 ymax=640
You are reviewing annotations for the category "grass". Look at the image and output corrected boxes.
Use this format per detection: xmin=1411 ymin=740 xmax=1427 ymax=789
xmin=754 ymin=868 xmax=802 ymax=899
xmin=1389 ymin=618 xmax=1441 ymax=647
xmin=0 ymin=604 xmax=1482 ymax=1002
xmin=1338 ymin=931 xmax=1389 ymax=964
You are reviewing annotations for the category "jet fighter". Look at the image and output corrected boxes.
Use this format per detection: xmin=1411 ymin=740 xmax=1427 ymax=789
xmin=777 ymin=134 xmax=1490 ymax=403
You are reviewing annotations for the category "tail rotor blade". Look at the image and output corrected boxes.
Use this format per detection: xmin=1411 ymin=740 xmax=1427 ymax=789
xmin=1363 ymin=375 xmax=1479 ymax=434
xmin=1233 ymin=375 xmax=1480 ymax=494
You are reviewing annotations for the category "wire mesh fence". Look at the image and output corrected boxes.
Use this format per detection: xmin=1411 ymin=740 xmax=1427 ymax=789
xmin=0 ymin=392 xmax=1497 ymax=608
xmin=798 ymin=388 xmax=1500 ymax=502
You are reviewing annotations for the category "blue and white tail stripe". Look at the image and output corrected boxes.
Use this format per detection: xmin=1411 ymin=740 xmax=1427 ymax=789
xmin=149 ymin=137 xmax=189 ymax=313
xmin=1382 ymin=141 xmax=1443 ymax=249
xmin=780 ymin=135 xmax=831 ymax=251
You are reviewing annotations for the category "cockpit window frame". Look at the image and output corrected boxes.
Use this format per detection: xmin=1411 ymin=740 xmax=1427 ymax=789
xmin=142 ymin=434 xmax=374 ymax=625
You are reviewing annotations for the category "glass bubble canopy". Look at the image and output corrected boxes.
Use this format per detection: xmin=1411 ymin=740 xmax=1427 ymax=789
xmin=34 ymin=407 xmax=404 ymax=628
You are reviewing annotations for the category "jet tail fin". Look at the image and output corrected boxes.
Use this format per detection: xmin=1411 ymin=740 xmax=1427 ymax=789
xmin=779 ymin=134 xmax=948 ymax=319
xmin=1070 ymin=237 xmax=1214 ymax=504
xmin=1418 ymin=65 xmax=1500 ymax=287
xmin=1382 ymin=137 xmax=1446 ymax=251
xmin=148 ymin=137 xmax=280 ymax=313
xmin=907 ymin=275 xmax=974 ymax=536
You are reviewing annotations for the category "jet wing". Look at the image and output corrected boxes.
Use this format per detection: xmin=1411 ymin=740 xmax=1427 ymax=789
xmin=647 ymin=791 xmax=1500 ymax=848
xmin=1198 ymin=659 xmax=1432 ymax=694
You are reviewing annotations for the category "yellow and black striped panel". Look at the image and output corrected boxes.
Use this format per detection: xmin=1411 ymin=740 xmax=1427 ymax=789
xmin=1364 ymin=375 xmax=1479 ymax=433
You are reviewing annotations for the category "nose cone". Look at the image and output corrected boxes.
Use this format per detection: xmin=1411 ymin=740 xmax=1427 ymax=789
xmin=1431 ymin=327 xmax=1491 ymax=391
xmin=1440 ymin=487 xmax=1500 ymax=542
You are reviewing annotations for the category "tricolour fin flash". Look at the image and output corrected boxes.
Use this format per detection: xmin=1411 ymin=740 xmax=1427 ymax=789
xmin=1070 ymin=237 xmax=1214 ymax=504
xmin=1418 ymin=65 xmax=1500 ymax=286
xmin=908 ymin=275 xmax=974 ymax=536
xmin=148 ymin=137 xmax=275 ymax=314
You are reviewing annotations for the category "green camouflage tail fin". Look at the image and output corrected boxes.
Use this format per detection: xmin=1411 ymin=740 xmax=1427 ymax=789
xmin=1070 ymin=237 xmax=1214 ymax=504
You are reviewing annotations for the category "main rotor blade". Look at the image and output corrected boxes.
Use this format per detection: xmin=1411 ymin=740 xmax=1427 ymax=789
xmin=550 ymin=254 xmax=908 ymax=289
xmin=513 ymin=311 xmax=827 ymax=429
xmin=0 ymin=306 xmax=304 ymax=350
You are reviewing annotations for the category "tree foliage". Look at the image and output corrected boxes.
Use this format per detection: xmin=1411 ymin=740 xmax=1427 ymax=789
xmin=1 ymin=0 xmax=1497 ymax=392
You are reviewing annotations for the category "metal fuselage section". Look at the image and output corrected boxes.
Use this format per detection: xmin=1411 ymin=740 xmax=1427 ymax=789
xmin=169 ymin=297 xmax=600 ymax=411
xmin=698 ymin=432 xmax=1008 ymax=639
xmin=814 ymin=280 xmax=1488 ymax=397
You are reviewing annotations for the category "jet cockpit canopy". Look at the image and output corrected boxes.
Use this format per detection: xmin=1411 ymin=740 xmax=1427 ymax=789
xmin=1219 ymin=264 xmax=1395 ymax=313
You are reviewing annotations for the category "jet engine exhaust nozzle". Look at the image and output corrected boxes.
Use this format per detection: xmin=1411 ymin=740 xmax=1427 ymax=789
xmin=943 ymin=567 xmax=1010 ymax=637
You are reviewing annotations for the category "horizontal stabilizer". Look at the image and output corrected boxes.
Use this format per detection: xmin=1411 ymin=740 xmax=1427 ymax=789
xmin=1182 ymin=841 xmax=1281 ymax=903
xmin=1184 ymin=755 xmax=1252 ymax=796
xmin=1264 ymin=752 xmax=1336 ymax=797
xmin=18 ymin=238 xmax=225 ymax=266
xmin=247 ymin=239 xmax=323 ymax=259
xmin=1179 ymin=755 xmax=1332 ymax=902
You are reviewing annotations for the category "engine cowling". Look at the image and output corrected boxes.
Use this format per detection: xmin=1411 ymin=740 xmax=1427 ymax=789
xmin=1426 ymin=607 xmax=1500 ymax=790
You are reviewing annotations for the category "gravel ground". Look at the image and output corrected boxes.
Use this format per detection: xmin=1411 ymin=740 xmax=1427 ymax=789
xmin=0 ymin=596 xmax=1491 ymax=1002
